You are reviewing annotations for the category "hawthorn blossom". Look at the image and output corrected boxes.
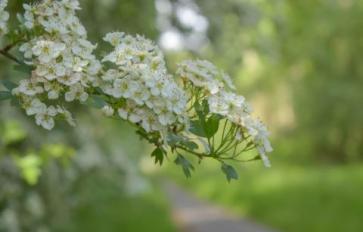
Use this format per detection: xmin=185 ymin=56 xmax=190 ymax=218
xmin=7 ymin=0 xmax=273 ymax=168
xmin=24 ymin=99 xmax=47 ymax=116
xmin=101 ymin=32 xmax=188 ymax=133
xmin=14 ymin=0 xmax=101 ymax=129
xmin=32 ymin=41 xmax=66 ymax=63
xmin=178 ymin=59 xmax=272 ymax=167
xmin=35 ymin=106 xmax=58 ymax=130
xmin=0 ymin=0 xmax=9 ymax=36
xmin=13 ymin=79 xmax=44 ymax=97
xmin=102 ymin=105 xmax=115 ymax=117
xmin=177 ymin=60 xmax=235 ymax=94
xmin=64 ymin=83 xmax=88 ymax=102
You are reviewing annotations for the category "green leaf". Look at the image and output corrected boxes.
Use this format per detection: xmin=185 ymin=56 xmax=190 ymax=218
xmin=201 ymin=99 xmax=209 ymax=114
xmin=167 ymin=134 xmax=199 ymax=150
xmin=0 ymin=91 xmax=12 ymax=101
xmin=221 ymin=163 xmax=239 ymax=182
xmin=205 ymin=114 xmax=222 ymax=138
xmin=175 ymin=154 xmax=194 ymax=178
xmin=189 ymin=120 xmax=207 ymax=137
xmin=84 ymin=95 xmax=107 ymax=108
xmin=10 ymin=97 xmax=20 ymax=107
xmin=151 ymin=147 xmax=165 ymax=166
xmin=13 ymin=64 xmax=32 ymax=74
xmin=194 ymin=100 xmax=206 ymax=121
xmin=197 ymin=138 xmax=211 ymax=154
xmin=180 ymin=140 xmax=199 ymax=150
xmin=192 ymin=101 xmax=221 ymax=138
xmin=166 ymin=133 xmax=183 ymax=145
xmin=1 ymin=80 xmax=17 ymax=91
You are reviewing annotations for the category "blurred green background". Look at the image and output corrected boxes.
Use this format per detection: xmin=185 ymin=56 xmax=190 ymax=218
xmin=1 ymin=0 xmax=362 ymax=232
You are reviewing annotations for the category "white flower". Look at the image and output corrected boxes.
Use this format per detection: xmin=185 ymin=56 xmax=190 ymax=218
xmin=102 ymin=105 xmax=114 ymax=117
xmin=221 ymin=72 xmax=236 ymax=90
xmin=25 ymin=99 xmax=46 ymax=116
xmin=35 ymin=63 xmax=58 ymax=80
xmin=19 ymin=42 xmax=33 ymax=59
xmin=67 ymin=56 xmax=89 ymax=72
xmin=65 ymin=84 xmax=88 ymax=102
xmin=62 ymin=0 xmax=81 ymax=11
xmin=14 ymin=79 xmax=43 ymax=96
xmin=44 ymin=82 xmax=62 ymax=99
xmin=103 ymin=32 xmax=125 ymax=46
xmin=14 ymin=0 xmax=101 ymax=131
xmin=251 ymin=120 xmax=273 ymax=153
xmin=257 ymin=147 xmax=271 ymax=168
xmin=71 ymin=39 xmax=97 ymax=58
xmin=117 ymin=108 xmax=128 ymax=120
xmin=32 ymin=41 xmax=65 ymax=63
xmin=177 ymin=60 xmax=237 ymax=94
xmin=57 ymin=106 xmax=76 ymax=127
xmin=131 ymin=87 xmax=150 ymax=105
xmin=11 ymin=0 xmax=272 ymax=168
xmin=58 ymin=73 xmax=82 ymax=86
xmin=23 ymin=6 xmax=34 ymax=29
xmin=113 ymin=78 xmax=138 ymax=98
xmin=235 ymin=130 xmax=243 ymax=141
xmin=208 ymin=94 xmax=229 ymax=116
xmin=158 ymin=108 xmax=176 ymax=126
xmin=102 ymin=69 xmax=119 ymax=81
xmin=128 ymin=109 xmax=142 ymax=123
xmin=35 ymin=106 xmax=58 ymax=130
xmin=101 ymin=33 xmax=188 ymax=132
xmin=0 ymin=0 xmax=9 ymax=36
xmin=0 ymin=0 xmax=8 ymax=9
xmin=147 ymin=79 xmax=164 ymax=96
xmin=87 ymin=60 xmax=102 ymax=75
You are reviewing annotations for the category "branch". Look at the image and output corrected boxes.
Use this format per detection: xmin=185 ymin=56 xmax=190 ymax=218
xmin=0 ymin=39 xmax=25 ymax=65
xmin=0 ymin=49 xmax=22 ymax=65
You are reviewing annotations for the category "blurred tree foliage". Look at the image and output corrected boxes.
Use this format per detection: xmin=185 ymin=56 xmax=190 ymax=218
xmin=190 ymin=0 xmax=363 ymax=163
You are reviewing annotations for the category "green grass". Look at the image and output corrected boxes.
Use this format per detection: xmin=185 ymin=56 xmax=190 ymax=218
xmin=168 ymin=162 xmax=363 ymax=232
xmin=58 ymin=174 xmax=176 ymax=232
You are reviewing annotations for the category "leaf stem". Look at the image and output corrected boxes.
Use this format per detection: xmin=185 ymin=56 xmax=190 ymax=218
xmin=0 ymin=49 xmax=22 ymax=65
xmin=0 ymin=39 xmax=25 ymax=65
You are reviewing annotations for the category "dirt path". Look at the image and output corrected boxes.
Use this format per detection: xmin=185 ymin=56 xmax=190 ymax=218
xmin=163 ymin=182 xmax=278 ymax=232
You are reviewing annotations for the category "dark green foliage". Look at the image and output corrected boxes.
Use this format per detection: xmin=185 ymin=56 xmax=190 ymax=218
xmin=13 ymin=63 xmax=32 ymax=74
xmin=151 ymin=147 xmax=165 ymax=166
xmin=175 ymin=154 xmax=194 ymax=178
xmin=221 ymin=163 xmax=238 ymax=182
xmin=189 ymin=120 xmax=207 ymax=137
xmin=1 ymin=80 xmax=17 ymax=91
xmin=205 ymin=114 xmax=222 ymax=138
xmin=83 ymin=95 xmax=107 ymax=109
xmin=0 ymin=91 xmax=11 ymax=100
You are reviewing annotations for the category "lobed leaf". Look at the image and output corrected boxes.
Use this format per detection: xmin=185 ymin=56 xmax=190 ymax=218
xmin=151 ymin=147 xmax=165 ymax=166
xmin=175 ymin=154 xmax=194 ymax=178
xmin=221 ymin=163 xmax=239 ymax=182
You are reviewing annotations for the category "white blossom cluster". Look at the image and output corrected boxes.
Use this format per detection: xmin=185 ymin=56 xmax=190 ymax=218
xmin=177 ymin=59 xmax=236 ymax=94
xmin=1 ymin=0 xmax=272 ymax=167
xmin=0 ymin=0 xmax=9 ymax=36
xmin=12 ymin=0 xmax=102 ymax=130
xmin=208 ymin=91 xmax=272 ymax=166
xmin=100 ymin=32 xmax=188 ymax=133
xmin=177 ymin=60 xmax=272 ymax=166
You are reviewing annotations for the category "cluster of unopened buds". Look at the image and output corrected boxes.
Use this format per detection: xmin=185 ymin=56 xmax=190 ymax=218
xmin=0 ymin=0 xmax=272 ymax=179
